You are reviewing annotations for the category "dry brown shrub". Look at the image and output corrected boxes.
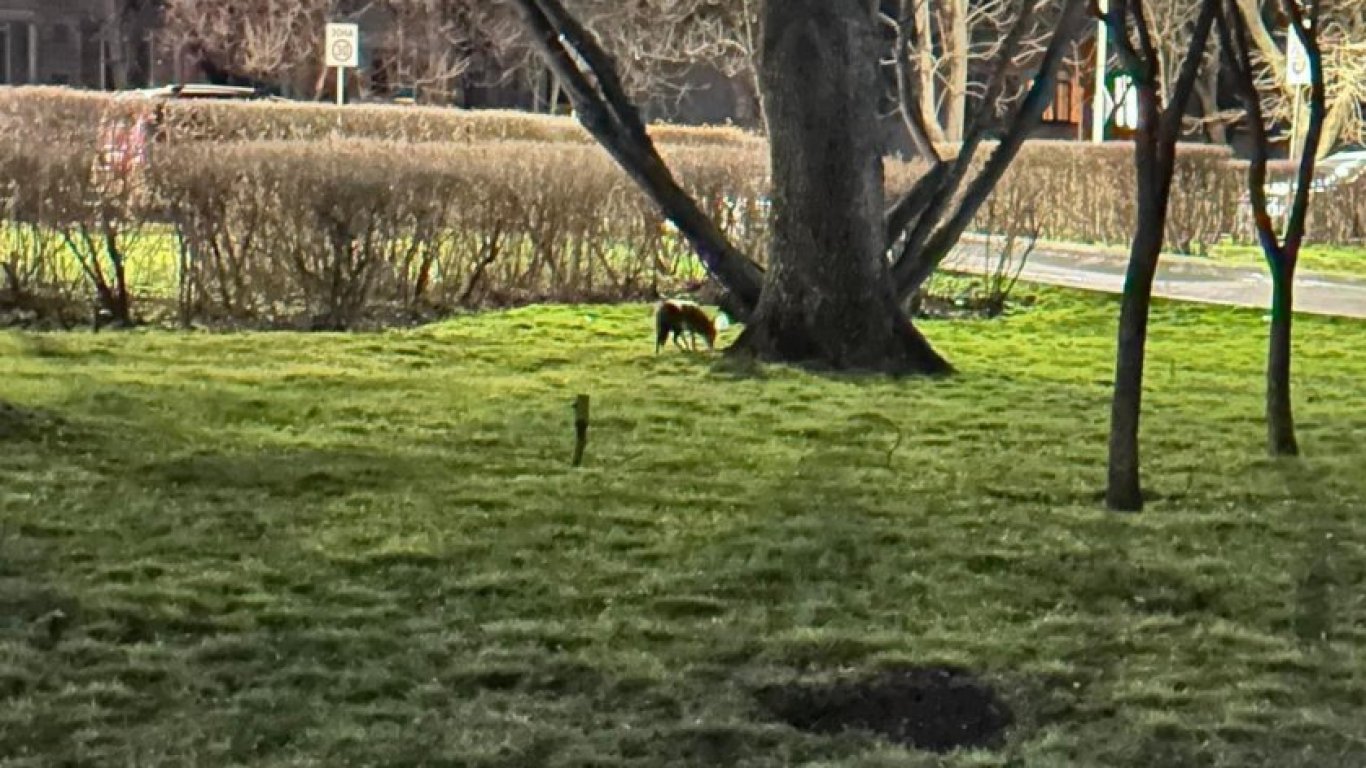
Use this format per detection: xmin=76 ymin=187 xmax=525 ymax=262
xmin=0 ymin=86 xmax=762 ymax=149
xmin=1 ymin=137 xmax=157 ymax=327
xmin=141 ymin=140 xmax=771 ymax=326
xmin=1310 ymin=173 xmax=1366 ymax=245
xmin=5 ymin=97 xmax=1362 ymax=331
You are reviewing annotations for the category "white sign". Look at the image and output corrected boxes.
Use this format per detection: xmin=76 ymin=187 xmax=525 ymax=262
xmin=1286 ymin=27 xmax=1310 ymax=86
xmin=325 ymin=23 xmax=360 ymax=68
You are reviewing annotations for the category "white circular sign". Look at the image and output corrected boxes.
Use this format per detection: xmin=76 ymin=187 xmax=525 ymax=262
xmin=325 ymin=23 xmax=360 ymax=67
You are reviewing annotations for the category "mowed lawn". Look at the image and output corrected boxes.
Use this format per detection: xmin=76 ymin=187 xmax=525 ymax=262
xmin=2 ymin=289 xmax=1365 ymax=767
xmin=1209 ymin=244 xmax=1366 ymax=279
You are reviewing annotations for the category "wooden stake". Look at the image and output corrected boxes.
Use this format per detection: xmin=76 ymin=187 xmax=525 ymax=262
xmin=571 ymin=394 xmax=590 ymax=467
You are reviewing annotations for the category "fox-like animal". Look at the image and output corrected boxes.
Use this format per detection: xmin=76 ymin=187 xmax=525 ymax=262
xmin=655 ymin=299 xmax=726 ymax=353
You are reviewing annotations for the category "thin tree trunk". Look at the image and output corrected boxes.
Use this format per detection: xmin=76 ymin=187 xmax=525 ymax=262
xmin=103 ymin=0 xmax=131 ymax=90
xmin=1217 ymin=0 xmax=1317 ymax=459
xmin=1267 ymin=265 xmax=1299 ymax=456
xmin=741 ymin=0 xmax=769 ymax=135
xmin=945 ymin=0 xmax=969 ymax=142
xmin=1103 ymin=0 xmax=1217 ymax=512
xmin=746 ymin=65 xmax=769 ymax=136
xmin=1195 ymin=75 xmax=1227 ymax=144
xmin=548 ymin=76 xmax=562 ymax=114
xmin=1106 ymin=175 xmax=1165 ymax=512
xmin=914 ymin=0 xmax=948 ymax=144
xmin=893 ymin=0 xmax=942 ymax=160
xmin=733 ymin=0 xmax=950 ymax=374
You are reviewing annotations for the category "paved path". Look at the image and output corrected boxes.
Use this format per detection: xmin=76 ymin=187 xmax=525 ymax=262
xmin=944 ymin=238 xmax=1366 ymax=320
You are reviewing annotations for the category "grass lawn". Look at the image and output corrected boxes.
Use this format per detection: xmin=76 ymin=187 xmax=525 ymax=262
xmin=989 ymin=234 xmax=1366 ymax=280
xmin=1209 ymin=244 xmax=1366 ymax=279
xmin=2 ymin=289 xmax=1365 ymax=767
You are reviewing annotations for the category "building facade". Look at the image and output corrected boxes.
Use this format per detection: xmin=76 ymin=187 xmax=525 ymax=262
xmin=0 ymin=0 xmax=166 ymax=89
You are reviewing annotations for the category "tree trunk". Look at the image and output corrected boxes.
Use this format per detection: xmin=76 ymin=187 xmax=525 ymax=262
xmin=1102 ymin=0 xmax=1217 ymax=513
xmin=914 ymin=0 xmax=948 ymax=144
xmin=945 ymin=0 xmax=969 ymax=142
xmin=1106 ymin=147 xmax=1166 ymax=512
xmin=732 ymin=0 xmax=950 ymax=374
xmin=1267 ymin=265 xmax=1299 ymax=456
xmin=1195 ymin=75 xmax=1227 ymax=144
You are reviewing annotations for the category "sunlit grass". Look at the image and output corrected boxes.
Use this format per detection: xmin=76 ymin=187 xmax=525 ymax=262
xmin=1211 ymin=243 xmax=1366 ymax=278
xmin=2 ymin=288 xmax=1364 ymax=766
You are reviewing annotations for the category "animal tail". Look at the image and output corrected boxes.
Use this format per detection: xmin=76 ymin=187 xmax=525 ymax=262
xmin=654 ymin=302 xmax=669 ymax=352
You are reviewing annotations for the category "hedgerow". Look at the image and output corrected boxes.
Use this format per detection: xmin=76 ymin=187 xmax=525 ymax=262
xmin=2 ymin=88 xmax=1361 ymax=329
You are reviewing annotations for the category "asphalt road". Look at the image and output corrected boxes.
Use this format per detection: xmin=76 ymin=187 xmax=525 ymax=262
xmin=944 ymin=240 xmax=1366 ymax=320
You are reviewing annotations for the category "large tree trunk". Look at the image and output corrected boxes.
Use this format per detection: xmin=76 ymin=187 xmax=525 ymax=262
xmin=731 ymin=0 xmax=950 ymax=374
xmin=1267 ymin=265 xmax=1299 ymax=456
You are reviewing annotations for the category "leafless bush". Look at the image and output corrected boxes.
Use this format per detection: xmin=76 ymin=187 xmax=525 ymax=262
xmin=974 ymin=189 xmax=1042 ymax=317
xmin=3 ymin=90 xmax=1361 ymax=333
xmin=0 ymin=87 xmax=763 ymax=149
xmin=1311 ymin=174 xmax=1366 ymax=245
xmin=1 ymin=191 xmax=84 ymax=328
xmin=973 ymin=140 xmax=1241 ymax=252
xmin=1 ymin=140 xmax=157 ymax=328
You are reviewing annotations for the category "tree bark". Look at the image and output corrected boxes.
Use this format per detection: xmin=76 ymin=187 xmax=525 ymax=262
xmin=732 ymin=0 xmax=950 ymax=374
xmin=913 ymin=0 xmax=948 ymax=144
xmin=1267 ymin=266 xmax=1299 ymax=456
xmin=1106 ymin=171 xmax=1165 ymax=512
xmin=945 ymin=0 xmax=969 ymax=142
xmin=1195 ymin=73 xmax=1228 ymax=144
xmin=1217 ymin=0 xmax=1320 ymax=459
xmin=511 ymin=0 xmax=765 ymax=307
xmin=1104 ymin=0 xmax=1218 ymax=512
xmin=892 ymin=0 xmax=943 ymax=161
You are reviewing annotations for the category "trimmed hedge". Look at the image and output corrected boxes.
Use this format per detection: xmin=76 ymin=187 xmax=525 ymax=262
xmin=990 ymin=141 xmax=1244 ymax=254
xmin=3 ymin=87 xmax=1362 ymax=329
xmin=0 ymin=86 xmax=764 ymax=148
xmin=1 ymin=137 xmax=770 ymax=328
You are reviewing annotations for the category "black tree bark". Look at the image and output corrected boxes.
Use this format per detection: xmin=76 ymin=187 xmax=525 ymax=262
xmin=731 ymin=0 xmax=950 ymax=374
xmin=1267 ymin=267 xmax=1299 ymax=455
xmin=1106 ymin=173 xmax=1167 ymax=511
xmin=1217 ymin=0 xmax=1324 ymax=458
xmin=1104 ymin=0 xmax=1218 ymax=512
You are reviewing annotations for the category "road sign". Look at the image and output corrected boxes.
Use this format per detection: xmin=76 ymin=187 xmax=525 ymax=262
xmin=325 ymin=23 xmax=360 ymax=68
xmin=1286 ymin=27 xmax=1310 ymax=86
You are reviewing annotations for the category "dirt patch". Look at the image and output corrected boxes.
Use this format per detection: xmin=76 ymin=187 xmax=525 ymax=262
xmin=754 ymin=665 xmax=1013 ymax=754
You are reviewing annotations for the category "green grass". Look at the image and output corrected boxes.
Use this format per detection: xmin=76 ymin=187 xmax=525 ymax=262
xmin=990 ymin=234 xmax=1366 ymax=279
xmin=2 ymin=289 xmax=1365 ymax=767
xmin=1 ymin=224 xmax=710 ymax=311
xmin=1210 ymin=243 xmax=1366 ymax=279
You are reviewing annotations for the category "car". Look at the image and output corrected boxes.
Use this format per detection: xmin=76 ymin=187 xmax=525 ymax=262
xmin=117 ymin=84 xmax=281 ymax=102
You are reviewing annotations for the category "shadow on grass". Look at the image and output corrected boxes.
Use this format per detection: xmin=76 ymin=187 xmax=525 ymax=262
xmin=140 ymin=449 xmax=414 ymax=500
xmin=0 ymin=400 xmax=69 ymax=441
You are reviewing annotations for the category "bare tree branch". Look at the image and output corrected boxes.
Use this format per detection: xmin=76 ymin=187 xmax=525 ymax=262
xmin=510 ymin=0 xmax=765 ymax=309
xmin=893 ymin=0 xmax=1090 ymax=299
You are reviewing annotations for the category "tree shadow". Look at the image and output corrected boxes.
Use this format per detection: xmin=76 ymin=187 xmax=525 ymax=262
xmin=0 ymin=400 xmax=76 ymax=443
